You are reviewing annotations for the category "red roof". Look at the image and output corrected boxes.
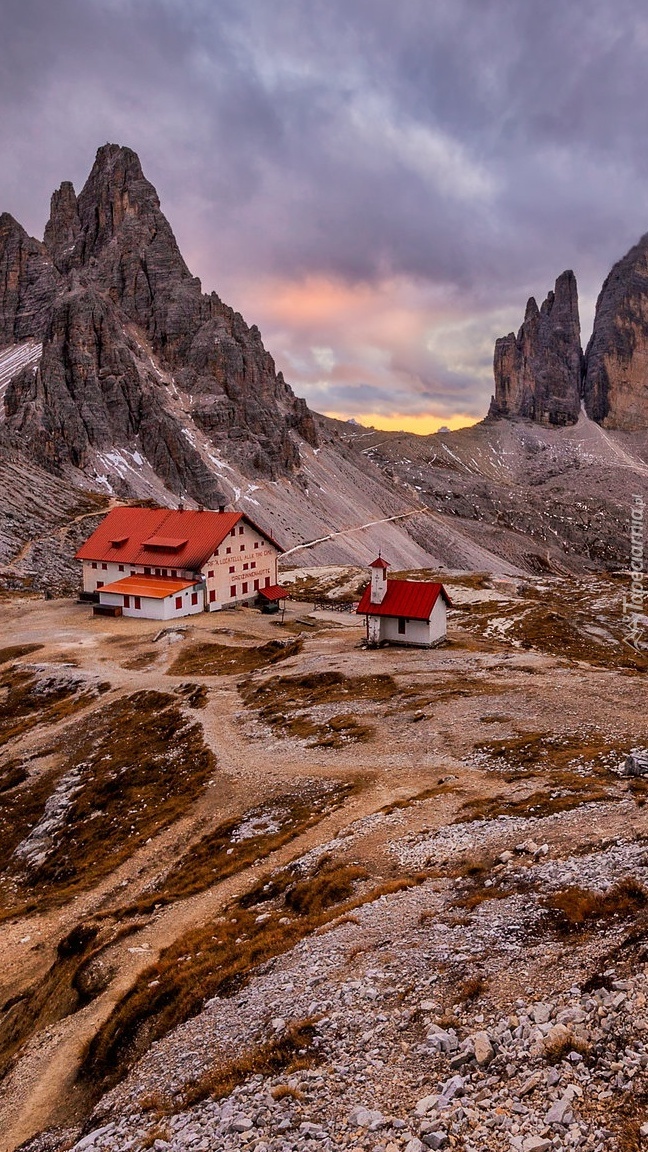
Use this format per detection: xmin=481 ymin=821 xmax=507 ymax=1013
xmin=369 ymin=556 xmax=390 ymax=569
xmin=76 ymin=507 xmax=284 ymax=569
xmin=258 ymin=584 xmax=288 ymax=601
xmin=99 ymin=575 xmax=199 ymax=599
xmin=356 ymin=579 xmax=451 ymax=620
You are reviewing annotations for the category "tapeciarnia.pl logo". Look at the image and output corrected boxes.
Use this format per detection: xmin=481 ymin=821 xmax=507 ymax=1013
xmin=623 ymin=494 xmax=646 ymax=650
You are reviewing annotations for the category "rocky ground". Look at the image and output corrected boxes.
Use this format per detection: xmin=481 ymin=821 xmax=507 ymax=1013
xmin=0 ymin=569 xmax=647 ymax=1152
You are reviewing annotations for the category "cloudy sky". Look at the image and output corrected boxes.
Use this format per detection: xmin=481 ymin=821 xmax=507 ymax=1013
xmin=2 ymin=0 xmax=648 ymax=433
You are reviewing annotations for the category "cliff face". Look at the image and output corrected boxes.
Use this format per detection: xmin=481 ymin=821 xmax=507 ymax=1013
xmin=0 ymin=213 xmax=58 ymax=345
xmin=583 ymin=234 xmax=648 ymax=430
xmin=490 ymin=271 xmax=583 ymax=426
xmin=0 ymin=144 xmax=317 ymax=502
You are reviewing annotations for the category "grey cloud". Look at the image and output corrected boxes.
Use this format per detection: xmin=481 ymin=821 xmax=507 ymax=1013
xmin=3 ymin=0 xmax=648 ymax=416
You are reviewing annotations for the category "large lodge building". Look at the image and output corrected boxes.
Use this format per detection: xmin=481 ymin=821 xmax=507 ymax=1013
xmin=76 ymin=506 xmax=283 ymax=619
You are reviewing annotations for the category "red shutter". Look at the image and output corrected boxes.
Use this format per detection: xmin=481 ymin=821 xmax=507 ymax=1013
xmin=191 ymin=592 xmax=198 ymax=605
xmin=209 ymin=589 xmax=216 ymax=602
xmin=134 ymin=597 xmax=141 ymax=610
xmin=123 ymin=595 xmax=130 ymax=608
xmin=175 ymin=596 xmax=182 ymax=609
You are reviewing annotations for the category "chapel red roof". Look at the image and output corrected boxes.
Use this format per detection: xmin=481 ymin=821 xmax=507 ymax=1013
xmin=76 ymin=507 xmax=283 ymax=569
xmin=369 ymin=555 xmax=390 ymax=569
xmin=356 ymin=579 xmax=451 ymax=620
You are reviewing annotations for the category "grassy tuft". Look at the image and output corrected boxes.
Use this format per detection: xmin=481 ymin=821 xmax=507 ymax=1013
xmin=544 ymin=878 xmax=648 ymax=934
xmin=0 ymin=644 xmax=43 ymax=664
xmin=167 ymin=638 xmax=303 ymax=676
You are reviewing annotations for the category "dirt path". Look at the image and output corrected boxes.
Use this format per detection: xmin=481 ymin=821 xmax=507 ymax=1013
xmin=1 ymin=587 xmax=647 ymax=1148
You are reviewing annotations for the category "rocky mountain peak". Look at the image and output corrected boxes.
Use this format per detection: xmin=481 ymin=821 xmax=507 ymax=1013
xmin=583 ymin=232 xmax=648 ymax=429
xmin=1 ymin=143 xmax=318 ymax=502
xmin=489 ymin=270 xmax=583 ymax=426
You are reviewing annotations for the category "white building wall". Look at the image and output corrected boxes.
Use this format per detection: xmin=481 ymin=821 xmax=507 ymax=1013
xmin=83 ymin=559 xmax=196 ymax=593
xmin=379 ymin=616 xmax=433 ymax=646
xmin=201 ymin=521 xmax=279 ymax=611
xmin=98 ymin=586 xmax=204 ymax=620
xmin=429 ymin=597 xmax=447 ymax=643
xmin=366 ymin=597 xmax=447 ymax=647
xmin=367 ymin=615 xmax=381 ymax=644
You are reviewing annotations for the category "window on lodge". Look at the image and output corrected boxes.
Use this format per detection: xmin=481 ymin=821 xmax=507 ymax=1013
xmin=251 ymin=561 xmax=256 ymax=569
xmin=209 ymin=589 xmax=216 ymax=602
xmin=230 ymin=528 xmax=236 ymax=537
xmin=91 ymin=561 xmax=97 ymax=569
xmin=242 ymin=581 xmax=248 ymax=593
xmin=208 ymin=569 xmax=214 ymax=578
xmin=238 ymin=526 xmax=244 ymax=535
xmin=144 ymin=567 xmax=151 ymax=575
xmin=226 ymin=547 xmax=231 ymax=554
xmin=229 ymin=565 xmax=235 ymax=573
xmin=398 ymin=618 xmax=406 ymax=635
xmin=253 ymin=578 xmax=259 ymax=591
xmin=118 ymin=564 xmax=124 ymax=572
xmin=191 ymin=592 xmax=198 ymax=605
xmin=239 ymin=544 xmax=245 ymax=552
xmin=175 ymin=596 xmax=182 ymax=610
xmin=243 ymin=562 xmax=248 ymax=570
xmin=123 ymin=595 xmax=130 ymax=608
xmin=134 ymin=596 xmax=141 ymax=610
xmin=254 ymin=541 xmax=259 ymax=549
xmin=230 ymin=584 xmax=236 ymax=597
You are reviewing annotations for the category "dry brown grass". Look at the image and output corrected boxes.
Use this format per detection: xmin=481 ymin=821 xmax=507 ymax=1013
xmin=167 ymin=638 xmax=303 ymax=676
xmin=475 ymin=731 xmax=622 ymax=782
xmin=0 ymin=758 xmax=29 ymax=793
xmin=0 ymin=665 xmax=110 ymax=747
xmin=457 ymin=781 xmax=611 ymax=823
xmin=0 ymin=644 xmax=43 ymax=664
xmin=600 ymin=1085 xmax=648 ymax=1151
xmin=120 ymin=651 xmax=157 ymax=670
xmin=271 ymin=1084 xmax=305 ymax=1102
xmin=139 ymin=1124 xmax=170 ymax=1147
xmin=457 ymin=975 xmax=488 ymax=1002
xmin=543 ymin=1030 xmax=590 ymax=1064
xmin=0 ymin=691 xmax=215 ymax=915
xmin=81 ymin=858 xmax=430 ymax=1095
xmin=544 ymin=878 xmax=648 ymax=935
xmin=238 ymin=670 xmax=396 ymax=747
xmin=174 ymin=681 xmax=209 ymax=708
xmin=462 ymin=592 xmax=648 ymax=670
xmin=80 ymin=856 xmax=366 ymax=1092
xmin=177 ymin=1017 xmax=320 ymax=1111
xmin=119 ymin=782 xmax=356 ymax=915
xmin=381 ymin=783 xmax=458 ymax=814
xmin=0 ymin=909 xmax=159 ymax=1088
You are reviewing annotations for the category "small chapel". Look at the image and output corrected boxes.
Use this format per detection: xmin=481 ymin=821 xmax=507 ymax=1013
xmin=356 ymin=556 xmax=450 ymax=648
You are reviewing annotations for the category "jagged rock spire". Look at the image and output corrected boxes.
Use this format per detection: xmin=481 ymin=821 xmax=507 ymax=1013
xmin=583 ymin=233 xmax=648 ymax=429
xmin=490 ymin=270 xmax=583 ymax=427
